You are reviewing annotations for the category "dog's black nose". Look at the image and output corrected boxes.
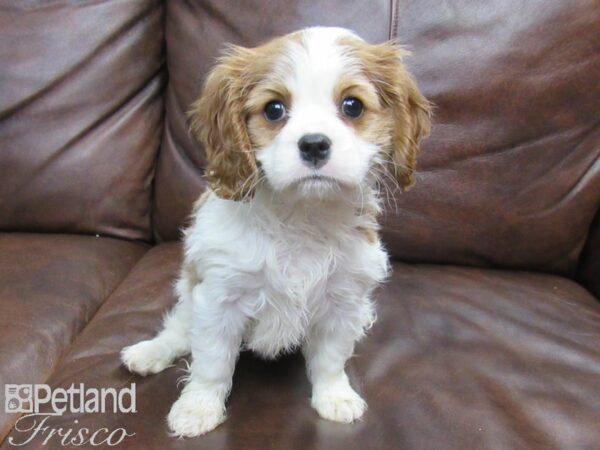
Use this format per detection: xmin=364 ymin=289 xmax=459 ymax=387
xmin=298 ymin=133 xmax=331 ymax=168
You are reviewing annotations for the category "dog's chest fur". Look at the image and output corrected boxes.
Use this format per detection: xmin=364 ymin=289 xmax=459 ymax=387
xmin=242 ymin=224 xmax=338 ymax=358
xmin=184 ymin=191 xmax=388 ymax=359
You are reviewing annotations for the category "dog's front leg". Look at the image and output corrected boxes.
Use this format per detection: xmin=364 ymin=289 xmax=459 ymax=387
xmin=303 ymin=321 xmax=367 ymax=423
xmin=167 ymin=282 xmax=247 ymax=437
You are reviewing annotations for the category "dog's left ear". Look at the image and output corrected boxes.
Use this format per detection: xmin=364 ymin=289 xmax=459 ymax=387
xmin=363 ymin=42 xmax=432 ymax=190
xmin=189 ymin=45 xmax=259 ymax=201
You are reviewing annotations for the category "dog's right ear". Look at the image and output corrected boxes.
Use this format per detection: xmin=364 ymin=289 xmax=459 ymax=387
xmin=189 ymin=46 xmax=259 ymax=201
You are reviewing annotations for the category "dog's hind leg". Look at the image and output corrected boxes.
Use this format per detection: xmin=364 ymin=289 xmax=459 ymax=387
xmin=120 ymin=265 xmax=196 ymax=376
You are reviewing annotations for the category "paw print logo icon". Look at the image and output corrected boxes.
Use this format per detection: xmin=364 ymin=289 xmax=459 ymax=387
xmin=5 ymin=385 xmax=33 ymax=413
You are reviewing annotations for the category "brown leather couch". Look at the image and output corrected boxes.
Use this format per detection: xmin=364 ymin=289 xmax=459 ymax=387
xmin=1 ymin=1 xmax=599 ymax=449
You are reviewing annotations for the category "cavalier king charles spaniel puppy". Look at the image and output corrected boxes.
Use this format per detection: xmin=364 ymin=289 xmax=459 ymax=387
xmin=121 ymin=26 xmax=431 ymax=437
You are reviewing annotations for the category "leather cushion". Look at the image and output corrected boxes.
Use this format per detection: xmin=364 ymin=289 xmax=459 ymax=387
xmin=5 ymin=242 xmax=598 ymax=449
xmin=152 ymin=0 xmax=600 ymax=276
xmin=0 ymin=0 xmax=165 ymax=241
xmin=385 ymin=0 xmax=600 ymax=274
xmin=0 ymin=233 xmax=147 ymax=442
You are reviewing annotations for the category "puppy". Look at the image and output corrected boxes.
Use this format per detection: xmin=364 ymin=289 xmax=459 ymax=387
xmin=121 ymin=26 xmax=430 ymax=437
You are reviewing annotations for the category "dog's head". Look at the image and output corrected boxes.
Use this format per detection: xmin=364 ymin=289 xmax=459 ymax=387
xmin=190 ymin=27 xmax=431 ymax=201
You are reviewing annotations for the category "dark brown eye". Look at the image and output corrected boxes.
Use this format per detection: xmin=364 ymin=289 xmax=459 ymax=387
xmin=341 ymin=97 xmax=363 ymax=119
xmin=264 ymin=101 xmax=286 ymax=122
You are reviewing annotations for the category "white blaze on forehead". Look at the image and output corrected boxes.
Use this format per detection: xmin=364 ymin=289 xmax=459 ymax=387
xmin=255 ymin=27 xmax=379 ymax=193
xmin=280 ymin=27 xmax=363 ymax=113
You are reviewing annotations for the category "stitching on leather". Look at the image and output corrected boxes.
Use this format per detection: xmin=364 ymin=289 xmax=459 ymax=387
xmin=390 ymin=0 xmax=400 ymax=41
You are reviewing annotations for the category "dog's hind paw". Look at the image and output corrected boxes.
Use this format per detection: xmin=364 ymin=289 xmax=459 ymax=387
xmin=121 ymin=340 xmax=173 ymax=376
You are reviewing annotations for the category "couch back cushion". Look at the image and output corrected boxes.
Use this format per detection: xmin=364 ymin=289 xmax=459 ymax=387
xmin=153 ymin=0 xmax=599 ymax=275
xmin=385 ymin=0 xmax=600 ymax=275
xmin=0 ymin=0 xmax=165 ymax=241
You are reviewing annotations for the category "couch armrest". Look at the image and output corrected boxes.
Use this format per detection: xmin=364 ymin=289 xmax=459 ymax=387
xmin=578 ymin=209 xmax=600 ymax=298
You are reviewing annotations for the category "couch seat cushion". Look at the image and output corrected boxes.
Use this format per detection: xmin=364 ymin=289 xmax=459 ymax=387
xmin=3 ymin=242 xmax=598 ymax=449
xmin=0 ymin=233 xmax=147 ymax=441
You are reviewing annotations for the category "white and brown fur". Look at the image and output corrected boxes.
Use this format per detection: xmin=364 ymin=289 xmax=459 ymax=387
xmin=121 ymin=27 xmax=431 ymax=437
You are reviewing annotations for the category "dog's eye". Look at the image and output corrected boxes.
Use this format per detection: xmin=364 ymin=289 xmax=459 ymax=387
xmin=341 ymin=97 xmax=363 ymax=119
xmin=264 ymin=101 xmax=287 ymax=122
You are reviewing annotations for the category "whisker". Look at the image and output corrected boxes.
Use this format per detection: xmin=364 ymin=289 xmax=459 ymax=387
xmin=370 ymin=163 xmax=400 ymax=214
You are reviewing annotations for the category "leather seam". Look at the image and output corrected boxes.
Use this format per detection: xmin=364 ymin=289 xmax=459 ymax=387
xmin=390 ymin=0 xmax=400 ymax=41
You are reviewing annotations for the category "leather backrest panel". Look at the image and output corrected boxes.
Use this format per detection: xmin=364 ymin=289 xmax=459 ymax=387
xmin=384 ymin=0 xmax=600 ymax=274
xmin=153 ymin=0 xmax=599 ymax=275
xmin=0 ymin=0 xmax=166 ymax=241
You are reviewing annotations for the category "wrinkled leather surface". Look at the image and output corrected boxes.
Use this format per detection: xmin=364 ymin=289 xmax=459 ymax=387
xmin=152 ymin=0 xmax=391 ymax=242
xmin=1 ymin=1 xmax=599 ymax=448
xmin=385 ymin=0 xmax=600 ymax=275
xmin=152 ymin=0 xmax=600 ymax=277
xmin=579 ymin=210 xmax=600 ymax=297
xmin=0 ymin=0 xmax=165 ymax=241
xmin=0 ymin=233 xmax=147 ymax=442
xmin=4 ymin=243 xmax=598 ymax=450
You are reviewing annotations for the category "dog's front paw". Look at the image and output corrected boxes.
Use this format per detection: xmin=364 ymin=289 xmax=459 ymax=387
xmin=312 ymin=385 xmax=367 ymax=423
xmin=121 ymin=340 xmax=173 ymax=376
xmin=167 ymin=390 xmax=226 ymax=437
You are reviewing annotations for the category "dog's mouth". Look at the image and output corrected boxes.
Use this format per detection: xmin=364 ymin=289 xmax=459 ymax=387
xmin=289 ymin=174 xmax=346 ymax=199
xmin=296 ymin=174 xmax=338 ymax=184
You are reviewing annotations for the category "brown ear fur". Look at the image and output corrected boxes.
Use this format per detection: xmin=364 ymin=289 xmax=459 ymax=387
xmin=355 ymin=42 xmax=432 ymax=190
xmin=189 ymin=46 xmax=259 ymax=201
